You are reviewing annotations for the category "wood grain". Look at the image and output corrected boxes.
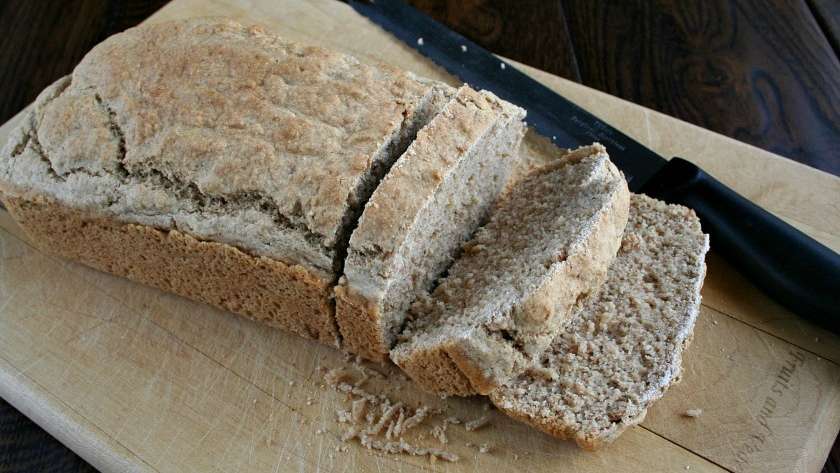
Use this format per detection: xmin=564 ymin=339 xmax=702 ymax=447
xmin=0 ymin=398 xmax=95 ymax=472
xmin=0 ymin=211 xmax=726 ymax=473
xmin=558 ymin=0 xmax=840 ymax=176
xmin=407 ymin=0 xmax=581 ymax=81
xmin=808 ymin=0 xmax=840 ymax=57
xmin=0 ymin=0 xmax=169 ymax=125
xmin=0 ymin=1 xmax=839 ymax=472
xmin=0 ymin=3 xmax=839 ymax=473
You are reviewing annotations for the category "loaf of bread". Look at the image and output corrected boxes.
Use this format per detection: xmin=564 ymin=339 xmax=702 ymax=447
xmin=489 ymin=194 xmax=709 ymax=449
xmin=0 ymin=16 xmax=711 ymax=450
xmin=391 ymin=144 xmax=630 ymax=396
xmin=0 ymin=18 xmax=524 ymax=349
xmin=335 ymin=86 xmax=526 ymax=361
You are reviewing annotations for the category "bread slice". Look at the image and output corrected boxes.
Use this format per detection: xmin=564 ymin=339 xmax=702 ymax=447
xmin=0 ymin=19 xmax=451 ymax=346
xmin=391 ymin=144 xmax=630 ymax=396
xmin=336 ymin=86 xmax=526 ymax=361
xmin=489 ymin=194 xmax=709 ymax=449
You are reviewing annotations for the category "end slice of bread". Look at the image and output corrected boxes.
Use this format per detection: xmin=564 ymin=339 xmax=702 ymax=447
xmin=391 ymin=144 xmax=630 ymax=396
xmin=489 ymin=194 xmax=709 ymax=449
xmin=336 ymin=85 xmax=526 ymax=361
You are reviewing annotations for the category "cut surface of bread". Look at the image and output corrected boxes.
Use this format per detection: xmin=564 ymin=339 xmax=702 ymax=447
xmin=336 ymin=86 xmax=526 ymax=361
xmin=391 ymin=144 xmax=630 ymax=396
xmin=489 ymin=194 xmax=709 ymax=449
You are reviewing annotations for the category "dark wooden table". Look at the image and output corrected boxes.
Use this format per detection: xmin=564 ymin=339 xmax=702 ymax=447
xmin=0 ymin=1 xmax=838 ymax=472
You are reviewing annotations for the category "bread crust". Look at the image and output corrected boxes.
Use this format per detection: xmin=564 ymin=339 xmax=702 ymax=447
xmin=337 ymin=86 xmax=525 ymax=361
xmin=392 ymin=148 xmax=630 ymax=396
xmin=4 ymin=196 xmax=340 ymax=346
xmin=390 ymin=341 xmax=476 ymax=396
xmin=334 ymin=284 xmax=389 ymax=361
xmin=489 ymin=194 xmax=709 ymax=449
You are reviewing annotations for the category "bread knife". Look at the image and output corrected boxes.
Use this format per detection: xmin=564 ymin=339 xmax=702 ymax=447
xmin=346 ymin=0 xmax=840 ymax=332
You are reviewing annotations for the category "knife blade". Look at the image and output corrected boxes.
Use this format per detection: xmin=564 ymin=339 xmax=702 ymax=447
xmin=346 ymin=0 xmax=666 ymax=191
xmin=346 ymin=0 xmax=840 ymax=332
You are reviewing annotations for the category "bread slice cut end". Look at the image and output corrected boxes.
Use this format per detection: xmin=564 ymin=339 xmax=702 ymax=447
xmin=489 ymin=194 xmax=709 ymax=448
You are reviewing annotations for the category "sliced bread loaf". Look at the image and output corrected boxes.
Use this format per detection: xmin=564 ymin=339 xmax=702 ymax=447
xmin=336 ymin=86 xmax=526 ymax=361
xmin=391 ymin=144 xmax=630 ymax=396
xmin=0 ymin=18 xmax=450 ymax=346
xmin=489 ymin=194 xmax=709 ymax=449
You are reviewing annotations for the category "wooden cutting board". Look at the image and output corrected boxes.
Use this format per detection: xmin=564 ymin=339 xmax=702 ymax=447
xmin=1 ymin=1 xmax=839 ymax=472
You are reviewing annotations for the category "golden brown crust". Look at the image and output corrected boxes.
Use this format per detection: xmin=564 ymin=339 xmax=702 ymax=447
xmin=443 ymin=343 xmax=499 ymax=395
xmin=337 ymin=86 xmax=526 ymax=362
xmin=490 ymin=403 xmax=624 ymax=451
xmin=393 ymin=342 xmax=476 ymax=397
xmin=0 ymin=18 xmax=445 ymax=283
xmin=346 ymin=87 xmax=506 ymax=252
xmin=68 ymin=18 xmax=434 ymax=248
xmin=334 ymin=284 xmax=389 ymax=362
xmin=392 ymin=149 xmax=630 ymax=396
xmin=4 ymin=196 xmax=340 ymax=346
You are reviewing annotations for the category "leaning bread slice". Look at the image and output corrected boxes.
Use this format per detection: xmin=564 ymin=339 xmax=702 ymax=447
xmin=391 ymin=144 xmax=630 ymax=396
xmin=336 ymin=86 xmax=526 ymax=361
xmin=489 ymin=194 xmax=709 ymax=450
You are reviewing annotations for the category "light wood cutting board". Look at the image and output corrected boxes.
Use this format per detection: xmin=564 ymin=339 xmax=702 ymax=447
xmin=1 ymin=1 xmax=839 ymax=472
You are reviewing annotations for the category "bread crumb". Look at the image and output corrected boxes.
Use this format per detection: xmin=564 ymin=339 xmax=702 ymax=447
xmin=500 ymin=62 xmax=506 ymax=70
xmin=683 ymin=409 xmax=702 ymax=418
xmin=336 ymin=408 xmax=352 ymax=424
xmin=431 ymin=423 xmax=448 ymax=444
xmin=325 ymin=367 xmax=355 ymax=386
xmin=712 ymin=320 xmax=718 ymax=325
xmin=351 ymin=398 xmax=368 ymax=423
xmin=620 ymin=233 xmax=642 ymax=252
xmin=369 ymin=402 xmax=403 ymax=435
xmin=685 ymin=466 xmax=691 ymax=470
xmin=354 ymin=433 xmax=458 ymax=462
xmin=464 ymin=415 xmax=491 ymax=431
xmin=478 ymin=443 xmax=492 ymax=453
xmin=325 ymin=361 xmax=465 ymax=463
xmin=525 ymin=365 xmax=557 ymax=382
xmin=399 ymin=406 xmax=430 ymax=434
xmin=288 ymin=380 xmax=295 ymax=386
xmin=417 ymin=37 xmax=424 ymax=46
xmin=460 ymin=45 xmax=467 ymax=52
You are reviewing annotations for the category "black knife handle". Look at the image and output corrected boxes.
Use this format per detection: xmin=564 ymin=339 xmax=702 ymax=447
xmin=641 ymin=158 xmax=840 ymax=332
